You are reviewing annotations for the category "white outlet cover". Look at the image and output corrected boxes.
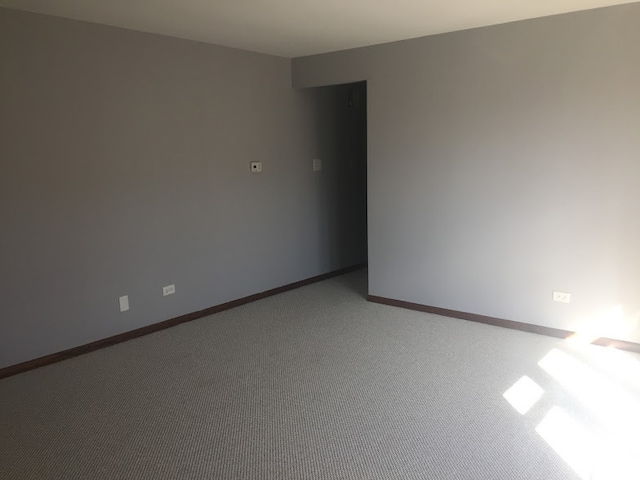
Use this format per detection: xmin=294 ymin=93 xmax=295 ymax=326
xmin=313 ymin=158 xmax=322 ymax=172
xmin=552 ymin=291 xmax=571 ymax=303
xmin=163 ymin=284 xmax=176 ymax=296
xmin=250 ymin=161 xmax=262 ymax=173
xmin=119 ymin=295 xmax=129 ymax=312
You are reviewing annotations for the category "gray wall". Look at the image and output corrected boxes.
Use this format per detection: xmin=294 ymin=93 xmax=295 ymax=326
xmin=0 ymin=8 xmax=362 ymax=368
xmin=293 ymin=4 xmax=640 ymax=343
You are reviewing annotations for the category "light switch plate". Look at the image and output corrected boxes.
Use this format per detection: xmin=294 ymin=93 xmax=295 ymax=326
xmin=119 ymin=295 xmax=129 ymax=312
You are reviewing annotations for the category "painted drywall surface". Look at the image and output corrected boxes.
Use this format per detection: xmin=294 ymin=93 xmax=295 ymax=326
xmin=293 ymin=4 xmax=640 ymax=343
xmin=0 ymin=8 xmax=361 ymax=368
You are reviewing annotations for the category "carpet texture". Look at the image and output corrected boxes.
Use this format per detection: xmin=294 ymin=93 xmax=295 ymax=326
xmin=1 ymin=270 xmax=639 ymax=479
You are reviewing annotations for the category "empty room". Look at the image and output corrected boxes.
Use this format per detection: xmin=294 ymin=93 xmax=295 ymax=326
xmin=1 ymin=1 xmax=639 ymax=479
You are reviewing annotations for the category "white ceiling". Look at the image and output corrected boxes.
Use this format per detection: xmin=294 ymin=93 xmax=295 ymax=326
xmin=1 ymin=0 xmax=637 ymax=57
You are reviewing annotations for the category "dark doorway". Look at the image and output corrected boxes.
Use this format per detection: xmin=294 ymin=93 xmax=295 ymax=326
xmin=314 ymin=81 xmax=368 ymax=270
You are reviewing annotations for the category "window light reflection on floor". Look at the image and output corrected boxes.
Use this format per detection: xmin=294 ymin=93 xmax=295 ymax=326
xmin=502 ymin=376 xmax=544 ymax=414
xmin=502 ymin=337 xmax=640 ymax=480
xmin=538 ymin=348 xmax=640 ymax=433
xmin=535 ymin=406 xmax=600 ymax=480
xmin=536 ymin=347 xmax=640 ymax=479
xmin=567 ymin=342 xmax=640 ymax=390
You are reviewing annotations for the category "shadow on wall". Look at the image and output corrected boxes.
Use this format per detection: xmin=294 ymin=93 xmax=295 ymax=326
xmin=311 ymin=81 xmax=368 ymax=271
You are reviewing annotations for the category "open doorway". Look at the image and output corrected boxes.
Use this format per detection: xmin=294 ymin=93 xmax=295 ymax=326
xmin=313 ymin=81 xmax=368 ymax=276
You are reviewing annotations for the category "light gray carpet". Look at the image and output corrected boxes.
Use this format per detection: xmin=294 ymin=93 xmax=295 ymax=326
xmin=2 ymin=270 xmax=639 ymax=479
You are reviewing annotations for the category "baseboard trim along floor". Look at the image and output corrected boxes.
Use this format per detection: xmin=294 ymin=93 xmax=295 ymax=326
xmin=367 ymin=295 xmax=640 ymax=354
xmin=0 ymin=263 xmax=367 ymax=380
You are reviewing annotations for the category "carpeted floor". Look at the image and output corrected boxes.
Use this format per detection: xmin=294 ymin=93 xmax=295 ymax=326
xmin=1 ymin=269 xmax=639 ymax=479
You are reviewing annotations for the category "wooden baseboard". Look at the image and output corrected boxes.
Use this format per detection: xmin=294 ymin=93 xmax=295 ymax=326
xmin=367 ymin=295 xmax=640 ymax=354
xmin=0 ymin=263 xmax=367 ymax=380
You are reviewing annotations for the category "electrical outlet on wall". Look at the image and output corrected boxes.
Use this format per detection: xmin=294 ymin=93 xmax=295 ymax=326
xmin=313 ymin=158 xmax=322 ymax=172
xmin=250 ymin=161 xmax=262 ymax=173
xmin=163 ymin=284 xmax=175 ymax=296
xmin=119 ymin=295 xmax=129 ymax=312
xmin=552 ymin=291 xmax=571 ymax=303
